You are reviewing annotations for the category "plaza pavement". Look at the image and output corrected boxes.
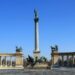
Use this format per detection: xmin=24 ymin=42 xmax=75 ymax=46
xmin=0 ymin=68 xmax=75 ymax=75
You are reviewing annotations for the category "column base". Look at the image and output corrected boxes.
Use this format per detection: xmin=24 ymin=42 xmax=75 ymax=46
xmin=15 ymin=65 xmax=24 ymax=69
xmin=0 ymin=65 xmax=2 ymax=67
xmin=33 ymin=51 xmax=40 ymax=61
xmin=5 ymin=65 xmax=7 ymax=67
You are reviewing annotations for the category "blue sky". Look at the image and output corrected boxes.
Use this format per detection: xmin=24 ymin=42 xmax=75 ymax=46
xmin=0 ymin=0 xmax=75 ymax=59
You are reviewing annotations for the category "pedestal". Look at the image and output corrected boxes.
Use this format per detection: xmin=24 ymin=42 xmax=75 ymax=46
xmin=33 ymin=51 xmax=40 ymax=61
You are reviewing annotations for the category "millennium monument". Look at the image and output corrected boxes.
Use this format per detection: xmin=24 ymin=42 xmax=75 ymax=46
xmin=33 ymin=9 xmax=40 ymax=61
xmin=1 ymin=9 xmax=75 ymax=70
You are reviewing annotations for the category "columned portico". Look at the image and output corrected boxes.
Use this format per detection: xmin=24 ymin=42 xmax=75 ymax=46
xmin=0 ymin=47 xmax=23 ymax=69
xmin=51 ymin=45 xmax=75 ymax=67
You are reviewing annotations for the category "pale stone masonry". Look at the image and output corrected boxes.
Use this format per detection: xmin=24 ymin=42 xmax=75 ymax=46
xmin=0 ymin=47 xmax=23 ymax=69
xmin=33 ymin=9 xmax=40 ymax=61
xmin=51 ymin=45 xmax=75 ymax=67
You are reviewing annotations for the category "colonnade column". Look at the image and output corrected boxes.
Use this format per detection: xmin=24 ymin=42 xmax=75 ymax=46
xmin=0 ymin=56 xmax=2 ymax=67
xmin=73 ymin=55 xmax=75 ymax=65
xmin=66 ymin=55 xmax=69 ymax=66
xmin=5 ymin=56 xmax=7 ymax=67
xmin=10 ymin=56 xmax=12 ymax=67
xmin=1 ymin=56 xmax=2 ymax=66
xmin=72 ymin=55 xmax=74 ymax=66
xmin=62 ymin=55 xmax=64 ymax=66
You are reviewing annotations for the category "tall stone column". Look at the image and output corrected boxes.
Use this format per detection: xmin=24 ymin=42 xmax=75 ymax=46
xmin=33 ymin=9 xmax=40 ymax=61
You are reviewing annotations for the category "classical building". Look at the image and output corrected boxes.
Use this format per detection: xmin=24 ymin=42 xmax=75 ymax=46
xmin=0 ymin=47 xmax=23 ymax=69
xmin=51 ymin=45 xmax=75 ymax=67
